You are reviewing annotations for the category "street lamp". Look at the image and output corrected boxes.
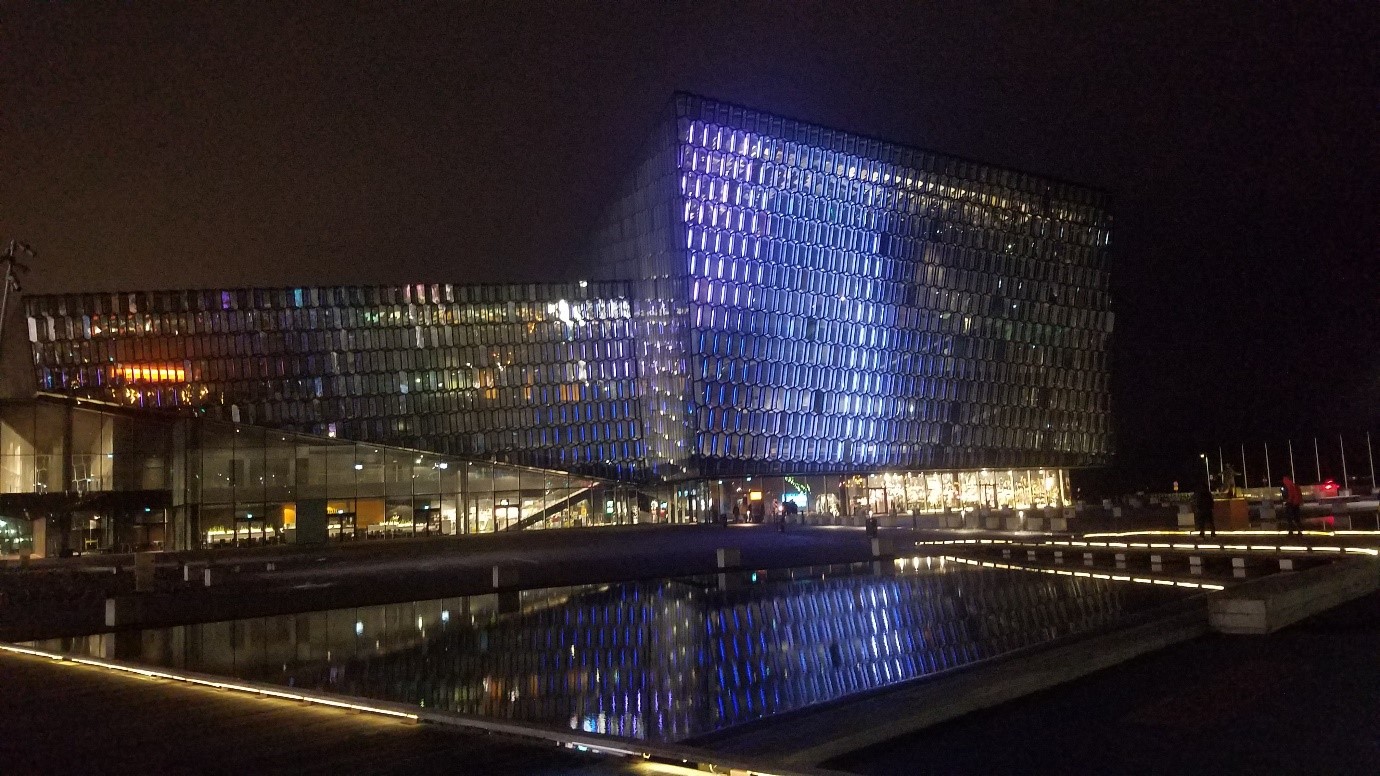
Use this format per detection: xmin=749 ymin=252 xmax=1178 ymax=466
xmin=1199 ymin=453 xmax=1211 ymax=489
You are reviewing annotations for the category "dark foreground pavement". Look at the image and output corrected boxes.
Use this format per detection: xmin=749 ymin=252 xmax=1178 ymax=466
xmin=0 ymin=647 xmax=632 ymax=776
xmin=829 ymin=588 xmax=1380 ymax=775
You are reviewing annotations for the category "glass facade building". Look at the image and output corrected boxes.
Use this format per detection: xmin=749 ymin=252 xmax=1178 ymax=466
xmin=597 ymin=94 xmax=1112 ymax=478
xmin=21 ymin=94 xmax=1112 ymax=516
xmin=0 ymin=396 xmax=629 ymax=557
xmin=26 ymin=282 xmax=647 ymax=480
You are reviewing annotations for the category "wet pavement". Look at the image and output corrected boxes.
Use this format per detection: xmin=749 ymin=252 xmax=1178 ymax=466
xmin=829 ymin=587 xmax=1380 ymax=775
xmin=0 ymin=646 xmax=635 ymax=776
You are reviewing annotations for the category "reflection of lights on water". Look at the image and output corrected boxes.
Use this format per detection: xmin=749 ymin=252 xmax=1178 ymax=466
xmin=355 ymin=621 xmax=364 ymax=636
xmin=441 ymin=610 xmax=450 ymax=623
xmin=939 ymin=555 xmax=1225 ymax=590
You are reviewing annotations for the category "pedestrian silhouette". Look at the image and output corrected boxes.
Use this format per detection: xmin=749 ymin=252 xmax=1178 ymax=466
xmin=1194 ymin=481 xmax=1216 ymax=538
xmin=1281 ymin=475 xmax=1304 ymax=535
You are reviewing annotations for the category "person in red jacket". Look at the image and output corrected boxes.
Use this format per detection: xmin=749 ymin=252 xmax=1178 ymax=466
xmin=1281 ymin=475 xmax=1304 ymax=535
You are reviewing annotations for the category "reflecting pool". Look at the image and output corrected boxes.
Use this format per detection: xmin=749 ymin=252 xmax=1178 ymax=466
xmin=34 ymin=559 xmax=1190 ymax=742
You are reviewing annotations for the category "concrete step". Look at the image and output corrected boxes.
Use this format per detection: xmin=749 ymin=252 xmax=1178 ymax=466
xmin=1208 ymin=557 xmax=1380 ymax=635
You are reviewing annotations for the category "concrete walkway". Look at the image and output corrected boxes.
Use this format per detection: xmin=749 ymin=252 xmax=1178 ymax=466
xmin=0 ymin=646 xmax=632 ymax=776
xmin=828 ymin=588 xmax=1380 ymax=775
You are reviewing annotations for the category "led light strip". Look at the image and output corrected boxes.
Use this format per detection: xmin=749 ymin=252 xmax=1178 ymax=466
xmin=1082 ymin=529 xmax=1380 ymax=539
xmin=917 ymin=536 xmax=1377 ymax=557
xmin=1036 ymin=535 xmax=1378 ymax=557
xmin=0 ymin=642 xmax=795 ymax=776
xmin=914 ymin=538 xmax=995 ymax=547
xmin=939 ymin=555 xmax=1226 ymax=591
xmin=0 ymin=642 xmax=418 ymax=720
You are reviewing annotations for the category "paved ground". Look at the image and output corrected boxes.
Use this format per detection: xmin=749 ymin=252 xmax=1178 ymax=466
xmin=0 ymin=647 xmax=634 ymax=776
xmin=829 ymin=588 xmax=1380 ymax=775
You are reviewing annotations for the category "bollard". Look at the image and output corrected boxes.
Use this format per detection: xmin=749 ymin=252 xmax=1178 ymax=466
xmin=1001 ymin=548 xmax=1011 ymax=558
xmin=1053 ymin=550 xmax=1064 ymax=564
xmin=1026 ymin=550 xmax=1038 ymax=561
xmin=1084 ymin=552 xmax=1095 ymax=566
xmin=1279 ymin=558 xmax=1296 ymax=571
xmin=134 ymin=552 xmax=156 ymax=593
xmin=1189 ymin=556 xmax=1203 ymax=576
xmin=203 ymin=566 xmax=225 ymax=587
xmin=104 ymin=598 xmax=132 ymax=628
xmin=1115 ymin=553 xmax=1127 ymax=569
xmin=716 ymin=548 xmax=742 ymax=569
xmin=1150 ymin=554 xmax=1163 ymax=572
xmin=492 ymin=564 xmax=520 ymax=589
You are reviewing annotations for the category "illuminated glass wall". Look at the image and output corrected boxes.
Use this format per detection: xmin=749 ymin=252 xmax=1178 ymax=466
xmin=26 ymin=95 xmax=1113 ymax=485
xmin=26 ymin=283 xmax=646 ymax=479
xmin=592 ymin=120 xmax=692 ymax=480
xmin=665 ymin=94 xmax=1113 ymax=476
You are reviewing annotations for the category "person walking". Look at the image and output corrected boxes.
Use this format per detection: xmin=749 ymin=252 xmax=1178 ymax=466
xmin=1194 ymin=481 xmax=1216 ymax=538
xmin=1281 ymin=475 xmax=1304 ymax=535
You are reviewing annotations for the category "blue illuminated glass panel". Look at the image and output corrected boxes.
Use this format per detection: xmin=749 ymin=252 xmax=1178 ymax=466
xmin=667 ymin=94 xmax=1113 ymax=475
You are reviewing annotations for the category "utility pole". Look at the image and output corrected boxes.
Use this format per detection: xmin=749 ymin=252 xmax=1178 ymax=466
xmin=0 ymin=240 xmax=34 ymax=348
xmin=1367 ymin=432 xmax=1376 ymax=496
xmin=1339 ymin=435 xmax=1349 ymax=495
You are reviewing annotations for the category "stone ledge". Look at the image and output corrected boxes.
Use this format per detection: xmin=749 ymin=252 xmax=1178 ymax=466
xmin=697 ymin=600 xmax=1208 ymax=767
xmin=1208 ymin=557 xmax=1380 ymax=635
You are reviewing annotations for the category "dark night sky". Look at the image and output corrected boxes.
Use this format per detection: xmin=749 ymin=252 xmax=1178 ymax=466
xmin=3 ymin=3 xmax=1377 ymax=488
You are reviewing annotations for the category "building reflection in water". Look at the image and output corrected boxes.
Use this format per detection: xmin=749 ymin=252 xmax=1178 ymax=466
xmin=39 ymin=560 xmax=1184 ymax=742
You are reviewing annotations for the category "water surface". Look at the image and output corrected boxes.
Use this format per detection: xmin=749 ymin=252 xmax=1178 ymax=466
xmin=36 ymin=558 xmax=1189 ymax=742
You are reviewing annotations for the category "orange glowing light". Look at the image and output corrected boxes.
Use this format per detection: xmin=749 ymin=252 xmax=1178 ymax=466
xmin=119 ymin=365 xmax=186 ymax=383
